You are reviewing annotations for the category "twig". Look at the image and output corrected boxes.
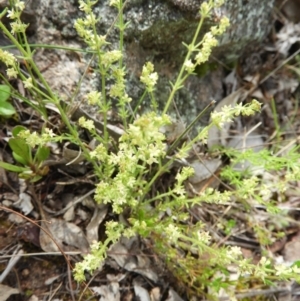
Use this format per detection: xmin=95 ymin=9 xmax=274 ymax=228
xmin=67 ymin=255 xmax=76 ymax=301
xmin=52 ymin=188 xmax=96 ymax=216
xmin=217 ymin=287 xmax=291 ymax=300
xmin=0 ymin=247 xmax=23 ymax=283
xmin=48 ymin=282 xmax=63 ymax=301
xmin=0 ymin=251 xmax=81 ymax=258
xmin=0 ymin=205 xmax=73 ymax=269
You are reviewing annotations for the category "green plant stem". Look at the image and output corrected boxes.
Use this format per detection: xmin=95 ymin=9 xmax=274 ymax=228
xmin=90 ymin=20 xmax=109 ymax=147
xmin=162 ymin=12 xmax=206 ymax=114
xmin=0 ymin=8 xmax=7 ymax=19
xmin=149 ymin=91 xmax=158 ymax=112
xmin=144 ymin=191 xmax=175 ymax=204
xmin=54 ymin=102 xmax=103 ymax=173
xmin=116 ymin=0 xmax=129 ymax=128
xmin=0 ymin=21 xmax=46 ymax=94
xmin=146 ymin=193 xmax=202 ymax=207
xmin=118 ymin=0 xmax=124 ymax=68
xmin=12 ymin=44 xmax=96 ymax=53
xmin=167 ymin=100 xmax=215 ymax=155
xmin=140 ymin=159 xmax=174 ymax=201
xmin=142 ymin=102 xmax=216 ymax=202
xmin=69 ymin=54 xmax=96 ymax=109
xmin=131 ymin=90 xmax=147 ymax=122
xmin=270 ymin=98 xmax=281 ymax=145
xmin=0 ymin=24 xmax=59 ymax=104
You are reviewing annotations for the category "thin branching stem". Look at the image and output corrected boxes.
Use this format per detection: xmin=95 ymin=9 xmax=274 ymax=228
xmin=163 ymin=12 xmax=206 ymax=114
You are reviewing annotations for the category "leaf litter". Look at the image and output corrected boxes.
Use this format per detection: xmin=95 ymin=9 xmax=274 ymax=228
xmin=2 ymin=2 xmax=300 ymax=301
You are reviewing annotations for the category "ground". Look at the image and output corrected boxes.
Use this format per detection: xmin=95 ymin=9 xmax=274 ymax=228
xmin=1 ymin=1 xmax=300 ymax=301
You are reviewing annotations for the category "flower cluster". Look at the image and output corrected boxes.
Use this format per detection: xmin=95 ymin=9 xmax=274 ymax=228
xmin=0 ymin=49 xmax=16 ymax=67
xmin=93 ymin=113 xmax=170 ymax=214
xmin=182 ymin=1 xmax=230 ymax=72
xmin=6 ymin=67 xmax=18 ymax=78
xmin=195 ymin=32 xmax=218 ymax=65
xmin=0 ymin=1 xmax=30 ymax=79
xmin=74 ymin=4 xmax=107 ymax=52
xmin=78 ymin=116 xmax=95 ymax=132
xmin=23 ymin=77 xmax=33 ymax=89
xmin=73 ymin=241 xmax=106 ymax=282
xmin=140 ymin=62 xmax=158 ymax=92
xmin=7 ymin=0 xmax=28 ymax=34
xmin=211 ymin=99 xmax=261 ymax=128
xmin=7 ymin=1 xmax=25 ymax=18
xmin=86 ymin=90 xmax=102 ymax=105
xmin=109 ymin=66 xmax=132 ymax=107
xmin=18 ymin=128 xmax=56 ymax=148
xmin=182 ymin=2 xmax=230 ymax=72
xmin=75 ymin=0 xmax=131 ymax=122
xmin=164 ymin=224 xmax=181 ymax=243
xmin=195 ymin=188 xmax=233 ymax=204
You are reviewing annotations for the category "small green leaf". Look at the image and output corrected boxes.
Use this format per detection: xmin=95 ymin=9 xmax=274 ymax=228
xmin=35 ymin=146 xmax=50 ymax=163
xmin=8 ymin=138 xmax=31 ymax=163
xmin=0 ymin=85 xmax=11 ymax=102
xmin=30 ymin=175 xmax=43 ymax=183
xmin=12 ymin=125 xmax=27 ymax=137
xmin=19 ymin=170 xmax=34 ymax=180
xmin=12 ymin=152 xmax=29 ymax=165
xmin=0 ymin=100 xmax=16 ymax=117
xmin=19 ymin=171 xmax=42 ymax=182
xmin=0 ymin=161 xmax=29 ymax=172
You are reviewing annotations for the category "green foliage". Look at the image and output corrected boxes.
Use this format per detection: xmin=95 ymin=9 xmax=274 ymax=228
xmin=0 ymin=84 xmax=15 ymax=117
xmin=0 ymin=125 xmax=50 ymax=182
xmin=0 ymin=0 xmax=300 ymax=299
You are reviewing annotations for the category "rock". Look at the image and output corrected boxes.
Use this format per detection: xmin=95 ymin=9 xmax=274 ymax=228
xmin=25 ymin=0 xmax=276 ymax=134
xmin=121 ymin=0 xmax=275 ymax=131
xmin=123 ymin=0 xmax=275 ymax=63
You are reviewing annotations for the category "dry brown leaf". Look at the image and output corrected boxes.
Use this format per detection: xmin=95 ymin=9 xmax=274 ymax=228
xmin=228 ymin=131 xmax=264 ymax=173
xmin=150 ymin=287 xmax=162 ymax=301
xmin=188 ymin=158 xmax=222 ymax=184
xmin=283 ymin=236 xmax=300 ymax=263
xmin=86 ymin=205 xmax=108 ymax=244
xmin=133 ymin=280 xmax=151 ymax=301
xmin=186 ymin=157 xmax=222 ymax=195
xmin=39 ymin=218 xmax=89 ymax=253
xmin=91 ymin=283 xmax=120 ymax=301
xmin=13 ymin=192 xmax=33 ymax=215
xmin=63 ymin=142 xmax=86 ymax=165
xmin=160 ymin=120 xmax=186 ymax=143
xmin=0 ymin=284 xmax=20 ymax=301
xmin=166 ymin=289 xmax=184 ymax=301
xmin=108 ymin=237 xmax=158 ymax=282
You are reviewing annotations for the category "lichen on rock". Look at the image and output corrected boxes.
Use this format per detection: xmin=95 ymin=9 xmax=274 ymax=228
xmin=29 ymin=0 xmax=276 ymax=135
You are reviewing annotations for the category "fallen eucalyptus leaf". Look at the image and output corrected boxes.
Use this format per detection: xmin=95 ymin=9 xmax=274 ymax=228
xmin=109 ymin=237 xmax=158 ymax=282
xmin=189 ymin=158 xmax=222 ymax=184
xmin=39 ymin=218 xmax=89 ymax=253
xmin=227 ymin=131 xmax=264 ymax=173
xmin=133 ymin=281 xmax=151 ymax=301
xmin=166 ymin=289 xmax=184 ymax=301
xmin=86 ymin=205 xmax=108 ymax=244
xmin=63 ymin=142 xmax=85 ymax=165
xmin=14 ymin=192 xmax=33 ymax=215
xmin=91 ymin=283 xmax=120 ymax=301
xmin=0 ymin=284 xmax=20 ymax=301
